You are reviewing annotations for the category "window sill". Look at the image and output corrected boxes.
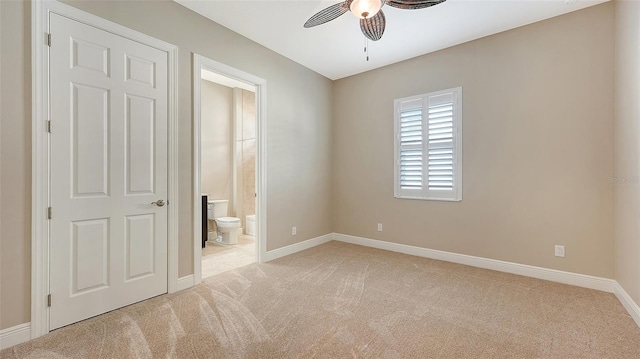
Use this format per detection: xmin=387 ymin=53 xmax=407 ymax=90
xmin=394 ymin=195 xmax=462 ymax=202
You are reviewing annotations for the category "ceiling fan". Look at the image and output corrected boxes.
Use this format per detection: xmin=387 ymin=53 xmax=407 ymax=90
xmin=304 ymin=0 xmax=447 ymax=42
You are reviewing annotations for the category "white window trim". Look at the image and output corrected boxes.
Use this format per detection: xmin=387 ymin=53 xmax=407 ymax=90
xmin=394 ymin=87 xmax=463 ymax=202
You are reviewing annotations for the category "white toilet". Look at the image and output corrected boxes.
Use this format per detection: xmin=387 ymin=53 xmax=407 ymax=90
xmin=207 ymin=199 xmax=241 ymax=245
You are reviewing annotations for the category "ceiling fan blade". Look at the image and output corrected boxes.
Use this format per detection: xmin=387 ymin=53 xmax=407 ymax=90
xmin=360 ymin=10 xmax=386 ymax=41
xmin=304 ymin=1 xmax=350 ymax=28
xmin=385 ymin=0 xmax=446 ymax=10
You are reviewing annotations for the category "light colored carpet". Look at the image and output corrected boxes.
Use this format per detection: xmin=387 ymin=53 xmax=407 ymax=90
xmin=202 ymin=235 xmax=256 ymax=278
xmin=2 ymin=241 xmax=640 ymax=358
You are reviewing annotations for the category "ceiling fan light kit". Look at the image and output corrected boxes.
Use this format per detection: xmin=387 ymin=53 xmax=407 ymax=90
xmin=350 ymin=0 xmax=383 ymax=19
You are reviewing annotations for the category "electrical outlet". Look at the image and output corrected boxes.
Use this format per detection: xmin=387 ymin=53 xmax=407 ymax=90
xmin=292 ymin=227 xmax=297 ymax=236
xmin=555 ymin=245 xmax=565 ymax=258
xmin=377 ymin=223 xmax=383 ymax=232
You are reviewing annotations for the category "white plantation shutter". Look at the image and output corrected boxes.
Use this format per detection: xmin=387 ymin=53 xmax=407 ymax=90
xmin=399 ymin=99 xmax=423 ymax=192
xmin=426 ymin=93 xmax=456 ymax=199
xmin=394 ymin=87 xmax=462 ymax=201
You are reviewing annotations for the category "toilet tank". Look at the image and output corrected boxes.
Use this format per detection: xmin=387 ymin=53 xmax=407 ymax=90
xmin=207 ymin=199 xmax=229 ymax=219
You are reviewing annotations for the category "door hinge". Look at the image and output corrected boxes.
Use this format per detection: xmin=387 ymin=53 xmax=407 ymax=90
xmin=47 ymin=33 xmax=51 ymax=47
xmin=47 ymin=121 xmax=52 ymax=133
xmin=47 ymin=294 xmax=52 ymax=307
xmin=47 ymin=207 xmax=52 ymax=220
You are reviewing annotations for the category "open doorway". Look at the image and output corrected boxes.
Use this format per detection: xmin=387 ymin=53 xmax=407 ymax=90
xmin=192 ymin=54 xmax=267 ymax=284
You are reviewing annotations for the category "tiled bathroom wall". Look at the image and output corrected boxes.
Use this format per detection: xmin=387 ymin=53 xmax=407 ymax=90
xmin=201 ymin=80 xmax=233 ymax=208
xmin=201 ymin=82 xmax=254 ymax=233
xmin=235 ymin=89 xmax=256 ymax=232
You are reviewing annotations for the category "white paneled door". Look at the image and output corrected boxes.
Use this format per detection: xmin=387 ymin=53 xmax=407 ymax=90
xmin=49 ymin=13 xmax=168 ymax=330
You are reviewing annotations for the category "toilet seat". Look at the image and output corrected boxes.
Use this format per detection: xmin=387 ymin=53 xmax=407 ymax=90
xmin=215 ymin=217 xmax=241 ymax=229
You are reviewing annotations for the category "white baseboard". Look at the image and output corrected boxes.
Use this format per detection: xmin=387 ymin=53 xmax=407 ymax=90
xmin=176 ymin=274 xmax=195 ymax=292
xmin=614 ymin=282 xmax=640 ymax=328
xmin=0 ymin=322 xmax=31 ymax=350
xmin=263 ymin=233 xmax=333 ymax=262
xmin=333 ymin=233 xmax=615 ymax=293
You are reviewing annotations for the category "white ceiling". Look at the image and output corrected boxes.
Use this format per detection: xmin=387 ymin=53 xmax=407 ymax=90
xmin=175 ymin=0 xmax=608 ymax=80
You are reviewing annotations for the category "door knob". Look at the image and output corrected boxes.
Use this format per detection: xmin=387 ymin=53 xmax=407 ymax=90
xmin=151 ymin=199 xmax=165 ymax=207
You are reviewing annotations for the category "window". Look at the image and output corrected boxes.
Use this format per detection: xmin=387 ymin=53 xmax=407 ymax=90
xmin=394 ymin=87 xmax=462 ymax=201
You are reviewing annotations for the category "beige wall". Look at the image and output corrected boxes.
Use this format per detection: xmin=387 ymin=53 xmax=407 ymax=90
xmin=614 ymin=0 xmax=640 ymax=305
xmin=201 ymin=80 xmax=233 ymax=206
xmin=332 ymin=3 xmax=615 ymax=278
xmin=0 ymin=0 xmax=32 ymax=331
xmin=0 ymin=0 xmax=333 ymax=330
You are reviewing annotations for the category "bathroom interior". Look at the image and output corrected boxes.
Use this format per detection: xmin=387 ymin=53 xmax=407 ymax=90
xmin=200 ymin=69 xmax=257 ymax=279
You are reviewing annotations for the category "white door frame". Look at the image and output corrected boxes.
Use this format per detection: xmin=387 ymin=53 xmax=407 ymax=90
xmin=192 ymin=54 xmax=267 ymax=285
xmin=31 ymin=0 xmax=179 ymax=339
